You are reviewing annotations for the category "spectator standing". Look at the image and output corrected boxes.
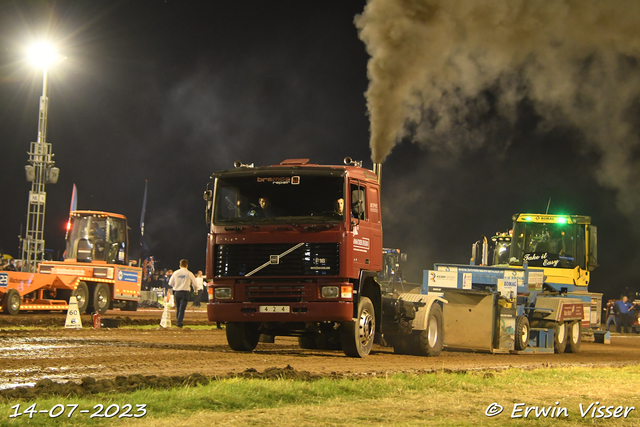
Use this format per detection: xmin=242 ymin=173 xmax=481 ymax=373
xmin=168 ymin=260 xmax=202 ymax=328
xmin=5 ymin=259 xmax=16 ymax=271
xmin=605 ymin=299 xmax=617 ymax=331
xmin=615 ymin=296 xmax=634 ymax=334
xmin=161 ymin=269 xmax=173 ymax=298
xmin=192 ymin=271 xmax=204 ymax=307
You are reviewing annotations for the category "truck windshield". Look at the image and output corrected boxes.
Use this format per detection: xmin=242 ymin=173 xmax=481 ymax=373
xmin=509 ymin=222 xmax=578 ymax=268
xmin=214 ymin=173 xmax=345 ymax=225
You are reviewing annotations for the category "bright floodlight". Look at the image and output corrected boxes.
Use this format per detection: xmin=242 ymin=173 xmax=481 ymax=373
xmin=28 ymin=43 xmax=56 ymax=67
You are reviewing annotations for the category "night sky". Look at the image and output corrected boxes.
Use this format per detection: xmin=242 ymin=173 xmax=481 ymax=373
xmin=0 ymin=1 xmax=638 ymax=304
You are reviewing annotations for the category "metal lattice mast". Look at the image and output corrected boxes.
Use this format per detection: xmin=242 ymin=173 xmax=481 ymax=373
xmin=21 ymin=65 xmax=58 ymax=272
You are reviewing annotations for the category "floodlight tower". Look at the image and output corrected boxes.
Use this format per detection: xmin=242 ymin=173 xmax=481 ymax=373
xmin=21 ymin=43 xmax=62 ymax=272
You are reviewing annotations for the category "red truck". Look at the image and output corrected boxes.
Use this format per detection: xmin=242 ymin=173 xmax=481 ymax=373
xmin=204 ymin=158 xmax=442 ymax=357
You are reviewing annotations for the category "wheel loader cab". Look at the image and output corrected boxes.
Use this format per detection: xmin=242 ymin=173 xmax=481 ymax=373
xmin=65 ymin=212 xmax=129 ymax=265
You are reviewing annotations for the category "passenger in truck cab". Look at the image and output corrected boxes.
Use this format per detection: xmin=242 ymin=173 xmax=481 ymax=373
xmin=248 ymin=196 xmax=275 ymax=217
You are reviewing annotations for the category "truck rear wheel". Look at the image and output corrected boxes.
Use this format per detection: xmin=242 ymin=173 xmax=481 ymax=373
xmin=565 ymin=320 xmax=581 ymax=353
xmin=226 ymin=322 xmax=260 ymax=351
xmin=410 ymin=303 xmax=443 ymax=357
xmin=554 ymin=322 xmax=567 ymax=353
xmin=340 ymin=296 xmax=375 ymax=358
xmin=2 ymin=289 xmax=21 ymax=315
xmin=515 ymin=315 xmax=530 ymax=351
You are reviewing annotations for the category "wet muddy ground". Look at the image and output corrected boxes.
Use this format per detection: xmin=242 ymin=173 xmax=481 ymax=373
xmin=1 ymin=306 xmax=639 ymax=400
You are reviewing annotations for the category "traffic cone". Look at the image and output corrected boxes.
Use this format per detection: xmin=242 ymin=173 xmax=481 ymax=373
xmin=65 ymin=296 xmax=83 ymax=329
xmin=160 ymin=303 xmax=171 ymax=328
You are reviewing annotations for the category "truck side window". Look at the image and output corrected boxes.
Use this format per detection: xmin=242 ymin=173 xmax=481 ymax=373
xmin=350 ymin=183 xmax=367 ymax=221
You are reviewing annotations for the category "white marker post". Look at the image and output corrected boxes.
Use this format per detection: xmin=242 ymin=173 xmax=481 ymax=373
xmin=160 ymin=303 xmax=171 ymax=328
xmin=64 ymin=296 xmax=82 ymax=329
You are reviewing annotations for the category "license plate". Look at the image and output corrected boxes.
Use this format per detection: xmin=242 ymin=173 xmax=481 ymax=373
xmin=259 ymin=305 xmax=290 ymax=313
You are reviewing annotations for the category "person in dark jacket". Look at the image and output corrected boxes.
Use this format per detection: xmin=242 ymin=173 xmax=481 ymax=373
xmin=615 ymin=296 xmax=635 ymax=333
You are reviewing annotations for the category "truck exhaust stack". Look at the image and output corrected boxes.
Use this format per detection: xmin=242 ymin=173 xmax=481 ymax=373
xmin=373 ymin=163 xmax=382 ymax=184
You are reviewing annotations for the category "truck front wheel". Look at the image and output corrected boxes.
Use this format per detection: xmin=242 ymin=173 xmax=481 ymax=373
xmin=340 ymin=296 xmax=375 ymax=358
xmin=226 ymin=322 xmax=261 ymax=352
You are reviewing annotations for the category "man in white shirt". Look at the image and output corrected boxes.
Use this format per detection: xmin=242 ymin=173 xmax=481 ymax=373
xmin=168 ymin=259 xmax=202 ymax=327
xmin=192 ymin=270 xmax=205 ymax=307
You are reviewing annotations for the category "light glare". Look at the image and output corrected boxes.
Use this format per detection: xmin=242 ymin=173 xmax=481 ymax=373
xmin=28 ymin=43 xmax=56 ymax=67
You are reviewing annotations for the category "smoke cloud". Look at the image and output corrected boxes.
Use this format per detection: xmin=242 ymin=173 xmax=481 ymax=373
xmin=355 ymin=0 xmax=640 ymax=215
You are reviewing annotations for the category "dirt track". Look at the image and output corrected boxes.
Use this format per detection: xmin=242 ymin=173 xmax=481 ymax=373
xmin=1 ymin=306 xmax=639 ymax=396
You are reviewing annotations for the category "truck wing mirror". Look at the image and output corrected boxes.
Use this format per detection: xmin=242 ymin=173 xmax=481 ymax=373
xmin=204 ymin=187 xmax=213 ymax=225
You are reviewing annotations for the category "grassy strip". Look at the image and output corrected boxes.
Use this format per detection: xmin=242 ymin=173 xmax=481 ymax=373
xmin=2 ymin=365 xmax=639 ymax=426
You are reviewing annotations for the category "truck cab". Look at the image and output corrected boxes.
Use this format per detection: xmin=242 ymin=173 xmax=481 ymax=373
xmin=204 ymin=158 xmax=384 ymax=356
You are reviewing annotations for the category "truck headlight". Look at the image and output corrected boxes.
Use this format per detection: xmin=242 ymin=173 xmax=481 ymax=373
xmin=321 ymin=286 xmax=339 ymax=298
xmin=214 ymin=287 xmax=232 ymax=299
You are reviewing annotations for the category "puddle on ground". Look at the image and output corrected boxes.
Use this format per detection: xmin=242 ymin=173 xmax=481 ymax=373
xmin=0 ymin=365 xmax=105 ymax=390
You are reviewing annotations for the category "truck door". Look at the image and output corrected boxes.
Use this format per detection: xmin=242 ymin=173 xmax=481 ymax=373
xmin=368 ymin=185 xmax=382 ymax=270
xmin=350 ymin=180 xmax=372 ymax=274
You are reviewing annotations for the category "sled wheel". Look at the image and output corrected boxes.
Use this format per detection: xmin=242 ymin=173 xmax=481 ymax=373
xmin=2 ymin=289 xmax=21 ymax=315
xmin=554 ymin=322 xmax=567 ymax=353
xmin=411 ymin=303 xmax=444 ymax=356
xmin=515 ymin=315 xmax=530 ymax=351
xmin=74 ymin=282 xmax=89 ymax=313
xmin=565 ymin=320 xmax=581 ymax=353
xmin=91 ymin=283 xmax=111 ymax=315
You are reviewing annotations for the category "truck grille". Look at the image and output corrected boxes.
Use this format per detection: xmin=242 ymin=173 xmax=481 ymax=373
xmin=246 ymin=285 xmax=306 ymax=303
xmin=214 ymin=243 xmax=339 ymax=277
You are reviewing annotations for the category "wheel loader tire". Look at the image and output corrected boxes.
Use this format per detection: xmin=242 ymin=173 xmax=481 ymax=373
xmin=2 ymin=289 xmax=21 ymax=315
xmin=554 ymin=322 xmax=567 ymax=353
xmin=226 ymin=322 xmax=260 ymax=352
xmin=565 ymin=320 xmax=581 ymax=353
xmin=340 ymin=296 xmax=375 ymax=358
xmin=515 ymin=315 xmax=530 ymax=351
xmin=410 ymin=303 xmax=443 ymax=357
